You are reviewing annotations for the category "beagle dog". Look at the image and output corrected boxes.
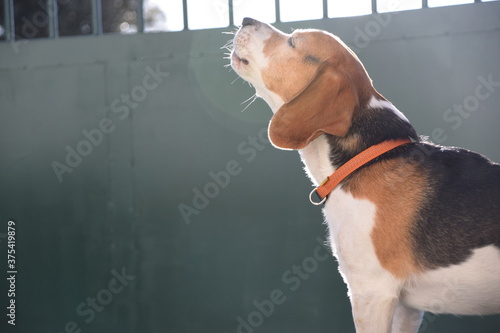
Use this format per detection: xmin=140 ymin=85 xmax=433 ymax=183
xmin=229 ymin=17 xmax=500 ymax=333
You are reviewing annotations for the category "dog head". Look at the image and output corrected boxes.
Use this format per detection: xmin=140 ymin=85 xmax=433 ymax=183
xmin=231 ymin=18 xmax=377 ymax=150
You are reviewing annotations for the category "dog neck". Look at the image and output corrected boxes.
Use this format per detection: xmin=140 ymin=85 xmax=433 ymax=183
xmin=328 ymin=101 xmax=418 ymax=166
xmin=299 ymin=99 xmax=419 ymax=186
xmin=256 ymin=86 xmax=285 ymax=114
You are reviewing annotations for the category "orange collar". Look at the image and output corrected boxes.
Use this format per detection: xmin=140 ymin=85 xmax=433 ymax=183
xmin=309 ymin=138 xmax=412 ymax=205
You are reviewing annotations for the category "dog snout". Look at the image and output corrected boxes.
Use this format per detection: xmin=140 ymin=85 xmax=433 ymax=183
xmin=242 ymin=17 xmax=260 ymax=27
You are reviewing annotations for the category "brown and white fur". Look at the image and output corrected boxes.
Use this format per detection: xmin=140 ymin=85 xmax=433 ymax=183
xmin=229 ymin=17 xmax=500 ymax=333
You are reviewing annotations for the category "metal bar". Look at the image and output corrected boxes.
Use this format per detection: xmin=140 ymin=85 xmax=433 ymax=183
xmin=47 ymin=0 xmax=58 ymax=39
xmin=372 ymin=0 xmax=377 ymax=13
xmin=275 ymin=0 xmax=281 ymax=22
xmin=323 ymin=0 xmax=328 ymax=19
xmin=183 ymin=0 xmax=188 ymax=30
xmin=228 ymin=0 xmax=234 ymax=26
xmin=422 ymin=0 xmax=428 ymax=8
xmin=136 ymin=0 xmax=144 ymax=32
xmin=91 ymin=0 xmax=102 ymax=35
xmin=3 ymin=0 xmax=14 ymax=41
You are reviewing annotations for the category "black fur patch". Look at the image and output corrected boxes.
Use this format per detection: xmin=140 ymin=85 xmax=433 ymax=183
xmin=325 ymin=105 xmax=500 ymax=269
xmin=326 ymin=106 xmax=419 ymax=168
xmin=410 ymin=144 xmax=500 ymax=268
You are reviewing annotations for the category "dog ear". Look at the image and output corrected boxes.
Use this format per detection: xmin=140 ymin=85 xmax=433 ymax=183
xmin=268 ymin=57 xmax=358 ymax=150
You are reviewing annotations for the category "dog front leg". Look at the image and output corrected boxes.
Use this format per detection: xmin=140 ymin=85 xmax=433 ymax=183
xmin=350 ymin=293 xmax=398 ymax=333
xmin=390 ymin=302 xmax=423 ymax=333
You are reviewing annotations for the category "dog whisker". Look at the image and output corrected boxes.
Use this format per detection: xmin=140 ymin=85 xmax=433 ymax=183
xmin=221 ymin=39 xmax=234 ymax=47
xmin=230 ymin=76 xmax=240 ymax=84
xmin=220 ymin=43 xmax=233 ymax=50
xmin=240 ymin=94 xmax=258 ymax=112
xmin=241 ymin=93 xmax=256 ymax=105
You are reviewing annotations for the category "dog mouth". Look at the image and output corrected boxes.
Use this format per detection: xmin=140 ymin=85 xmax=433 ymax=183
xmin=232 ymin=51 xmax=249 ymax=67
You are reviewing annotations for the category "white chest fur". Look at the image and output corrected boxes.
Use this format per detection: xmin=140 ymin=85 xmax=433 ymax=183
xmin=298 ymin=135 xmax=394 ymax=288
xmin=324 ymin=189 xmax=383 ymax=271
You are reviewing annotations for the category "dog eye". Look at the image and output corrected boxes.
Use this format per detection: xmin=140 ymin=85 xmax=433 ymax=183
xmin=288 ymin=37 xmax=295 ymax=48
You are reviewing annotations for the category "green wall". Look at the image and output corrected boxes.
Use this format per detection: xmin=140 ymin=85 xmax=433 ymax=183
xmin=0 ymin=2 xmax=499 ymax=332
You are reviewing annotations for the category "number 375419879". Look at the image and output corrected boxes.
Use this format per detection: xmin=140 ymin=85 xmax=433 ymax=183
xmin=7 ymin=221 xmax=16 ymax=270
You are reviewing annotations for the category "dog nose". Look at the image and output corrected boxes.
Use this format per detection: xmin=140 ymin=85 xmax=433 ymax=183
xmin=242 ymin=17 xmax=258 ymax=27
